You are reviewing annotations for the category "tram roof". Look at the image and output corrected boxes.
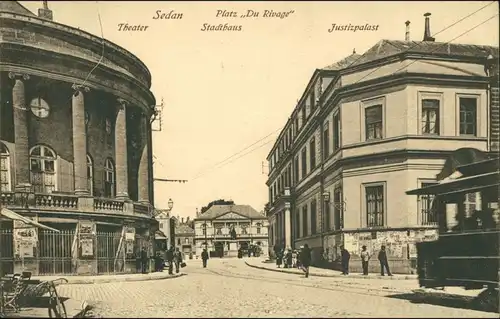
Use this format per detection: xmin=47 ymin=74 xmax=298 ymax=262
xmin=456 ymin=158 xmax=500 ymax=177
xmin=406 ymin=171 xmax=500 ymax=196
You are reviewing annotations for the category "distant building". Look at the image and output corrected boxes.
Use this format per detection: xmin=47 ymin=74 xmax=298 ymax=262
xmin=194 ymin=204 xmax=268 ymax=257
xmin=156 ymin=209 xmax=176 ymax=250
xmin=174 ymin=217 xmax=195 ymax=257
xmin=265 ymin=14 xmax=499 ymax=274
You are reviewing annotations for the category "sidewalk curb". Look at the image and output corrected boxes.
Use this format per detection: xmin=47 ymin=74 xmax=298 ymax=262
xmin=245 ymin=261 xmax=417 ymax=280
xmin=35 ymin=273 xmax=187 ymax=285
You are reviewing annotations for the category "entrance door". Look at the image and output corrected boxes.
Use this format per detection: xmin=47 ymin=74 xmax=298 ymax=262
xmin=214 ymin=242 xmax=224 ymax=258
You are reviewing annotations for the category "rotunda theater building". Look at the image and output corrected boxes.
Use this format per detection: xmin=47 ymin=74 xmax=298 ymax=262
xmin=0 ymin=2 xmax=157 ymax=275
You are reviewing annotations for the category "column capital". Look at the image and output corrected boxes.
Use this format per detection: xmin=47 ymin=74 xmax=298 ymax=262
xmin=117 ymin=98 xmax=129 ymax=110
xmin=8 ymin=72 xmax=30 ymax=81
xmin=72 ymin=84 xmax=90 ymax=95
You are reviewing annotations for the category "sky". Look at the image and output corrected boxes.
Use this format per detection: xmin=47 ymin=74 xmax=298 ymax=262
xmin=20 ymin=0 xmax=499 ymax=219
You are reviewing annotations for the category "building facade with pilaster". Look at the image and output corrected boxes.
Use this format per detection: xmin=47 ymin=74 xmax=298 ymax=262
xmin=266 ymin=14 xmax=499 ymax=273
xmin=193 ymin=205 xmax=269 ymax=257
xmin=0 ymin=2 xmax=157 ymax=275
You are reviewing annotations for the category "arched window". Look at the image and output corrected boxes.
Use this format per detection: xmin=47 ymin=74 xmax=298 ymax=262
xmin=30 ymin=145 xmax=56 ymax=193
xmin=104 ymin=158 xmax=115 ymax=198
xmin=0 ymin=143 xmax=11 ymax=192
xmin=87 ymin=155 xmax=93 ymax=196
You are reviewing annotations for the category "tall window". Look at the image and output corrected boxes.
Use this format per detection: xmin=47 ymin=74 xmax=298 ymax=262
xmin=422 ymin=99 xmax=440 ymax=135
xmin=366 ymin=185 xmax=384 ymax=227
xmin=365 ymin=105 xmax=383 ymax=140
xmin=104 ymin=158 xmax=115 ymax=198
xmin=184 ymin=238 xmax=189 ymax=244
xmin=302 ymin=206 xmax=308 ymax=237
xmin=215 ymin=224 xmax=222 ymax=235
xmin=295 ymin=210 xmax=300 ymax=238
xmin=459 ymin=97 xmax=477 ymax=136
xmin=294 ymin=117 xmax=299 ymax=136
xmin=464 ymin=192 xmax=479 ymax=217
xmin=87 ymin=155 xmax=94 ymax=196
xmin=310 ymin=199 xmax=317 ymax=234
xmin=293 ymin=156 xmax=299 ymax=184
xmin=309 ymin=137 xmax=316 ymax=169
xmin=420 ymin=182 xmax=438 ymax=225
xmin=30 ymin=145 xmax=56 ymax=193
xmin=324 ymin=200 xmax=330 ymax=231
xmin=0 ymin=143 xmax=11 ymax=192
xmin=301 ymin=107 xmax=306 ymax=127
xmin=334 ymin=188 xmax=343 ymax=230
xmin=301 ymin=148 xmax=307 ymax=178
xmin=333 ymin=113 xmax=340 ymax=150
xmin=323 ymin=123 xmax=330 ymax=159
xmin=256 ymin=223 xmax=262 ymax=234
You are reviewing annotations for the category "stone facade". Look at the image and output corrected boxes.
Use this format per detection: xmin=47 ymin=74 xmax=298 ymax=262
xmin=266 ymin=27 xmax=498 ymax=273
xmin=0 ymin=2 xmax=157 ymax=276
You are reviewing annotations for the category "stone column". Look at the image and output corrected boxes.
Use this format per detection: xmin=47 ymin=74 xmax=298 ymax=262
xmin=284 ymin=203 xmax=292 ymax=249
xmin=138 ymin=115 xmax=150 ymax=204
xmin=115 ymin=99 xmax=129 ymax=200
xmin=71 ymin=84 xmax=90 ymax=196
xmin=9 ymin=72 xmax=31 ymax=190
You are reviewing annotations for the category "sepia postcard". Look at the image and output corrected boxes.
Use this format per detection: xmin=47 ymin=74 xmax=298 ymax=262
xmin=0 ymin=0 xmax=499 ymax=318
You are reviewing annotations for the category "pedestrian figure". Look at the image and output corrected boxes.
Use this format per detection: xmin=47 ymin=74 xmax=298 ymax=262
xmin=166 ymin=246 xmax=174 ymax=275
xmin=285 ymin=249 xmax=293 ymax=269
xmin=140 ymin=247 xmax=148 ymax=274
xmin=276 ymin=249 xmax=283 ymax=268
xmin=296 ymin=250 xmax=302 ymax=269
xmin=360 ymin=245 xmax=370 ymax=275
xmin=248 ymin=247 xmax=252 ymax=258
xmin=201 ymin=248 xmax=209 ymax=268
xmin=340 ymin=245 xmax=350 ymax=275
xmin=291 ymin=250 xmax=297 ymax=268
xmin=300 ymin=244 xmax=312 ymax=278
xmin=378 ymin=245 xmax=392 ymax=276
xmin=173 ymin=247 xmax=183 ymax=273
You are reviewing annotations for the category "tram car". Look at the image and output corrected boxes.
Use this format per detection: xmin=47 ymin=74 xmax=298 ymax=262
xmin=406 ymin=148 xmax=499 ymax=309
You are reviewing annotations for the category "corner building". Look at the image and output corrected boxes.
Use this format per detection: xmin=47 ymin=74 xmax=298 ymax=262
xmin=266 ymin=16 xmax=499 ymax=274
xmin=0 ymin=2 xmax=157 ymax=275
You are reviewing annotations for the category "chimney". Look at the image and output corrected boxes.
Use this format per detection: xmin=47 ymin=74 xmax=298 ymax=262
xmin=196 ymin=208 xmax=200 ymax=217
xmin=38 ymin=1 xmax=53 ymax=21
xmin=423 ymin=13 xmax=435 ymax=42
xmin=181 ymin=217 xmax=184 ymax=224
xmin=405 ymin=21 xmax=411 ymax=41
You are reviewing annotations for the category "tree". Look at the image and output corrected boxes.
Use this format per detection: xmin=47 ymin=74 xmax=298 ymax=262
xmin=200 ymin=199 xmax=235 ymax=214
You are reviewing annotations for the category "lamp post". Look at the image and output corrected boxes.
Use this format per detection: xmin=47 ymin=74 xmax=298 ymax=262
xmin=166 ymin=199 xmax=174 ymax=249
xmin=321 ymin=190 xmax=347 ymax=262
xmin=202 ymin=222 xmax=208 ymax=250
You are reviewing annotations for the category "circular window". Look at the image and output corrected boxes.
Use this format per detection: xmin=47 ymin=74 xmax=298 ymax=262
xmin=30 ymin=97 xmax=50 ymax=118
xmin=85 ymin=111 xmax=90 ymax=125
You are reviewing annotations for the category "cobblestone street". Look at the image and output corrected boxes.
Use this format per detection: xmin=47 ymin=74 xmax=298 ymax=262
xmin=57 ymin=258 xmax=497 ymax=318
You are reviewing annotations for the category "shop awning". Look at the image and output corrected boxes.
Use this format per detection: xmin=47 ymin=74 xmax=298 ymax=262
xmin=406 ymin=171 xmax=500 ymax=196
xmin=0 ymin=208 xmax=60 ymax=232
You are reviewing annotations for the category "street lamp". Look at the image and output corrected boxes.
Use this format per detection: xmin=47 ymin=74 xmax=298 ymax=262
xmin=202 ymin=222 xmax=208 ymax=249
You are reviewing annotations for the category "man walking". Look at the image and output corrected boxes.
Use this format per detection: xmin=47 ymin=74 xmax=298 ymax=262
xmin=378 ymin=245 xmax=393 ymax=276
xmin=340 ymin=245 xmax=350 ymax=275
xmin=173 ymin=247 xmax=183 ymax=273
xmin=300 ymin=244 xmax=312 ymax=278
xmin=201 ymin=248 xmax=209 ymax=268
xmin=360 ymin=245 xmax=370 ymax=275
xmin=166 ymin=246 xmax=174 ymax=275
